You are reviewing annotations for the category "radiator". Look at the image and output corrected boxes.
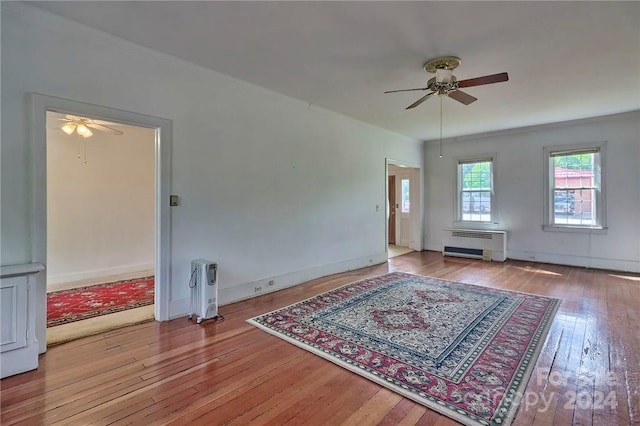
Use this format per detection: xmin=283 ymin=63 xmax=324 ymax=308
xmin=188 ymin=259 xmax=218 ymax=324
xmin=442 ymin=229 xmax=507 ymax=262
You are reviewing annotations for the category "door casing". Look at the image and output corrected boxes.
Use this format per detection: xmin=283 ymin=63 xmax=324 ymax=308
xmin=30 ymin=94 xmax=172 ymax=353
xmin=385 ymin=158 xmax=423 ymax=253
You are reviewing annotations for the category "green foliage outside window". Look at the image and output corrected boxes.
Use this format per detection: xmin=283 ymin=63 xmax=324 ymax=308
xmin=554 ymin=154 xmax=593 ymax=171
xmin=462 ymin=162 xmax=491 ymax=189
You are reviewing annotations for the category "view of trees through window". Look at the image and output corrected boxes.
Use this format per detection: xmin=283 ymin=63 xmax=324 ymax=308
xmin=459 ymin=160 xmax=492 ymax=222
xmin=554 ymin=153 xmax=593 ymax=170
xmin=462 ymin=162 xmax=491 ymax=189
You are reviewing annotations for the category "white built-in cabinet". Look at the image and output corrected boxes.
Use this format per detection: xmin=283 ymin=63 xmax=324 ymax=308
xmin=1 ymin=263 xmax=44 ymax=378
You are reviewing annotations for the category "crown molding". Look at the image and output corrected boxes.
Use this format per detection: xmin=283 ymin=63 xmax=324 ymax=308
xmin=424 ymin=110 xmax=640 ymax=145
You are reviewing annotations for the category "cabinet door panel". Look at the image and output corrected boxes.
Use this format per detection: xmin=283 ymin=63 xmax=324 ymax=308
xmin=1 ymin=276 xmax=28 ymax=352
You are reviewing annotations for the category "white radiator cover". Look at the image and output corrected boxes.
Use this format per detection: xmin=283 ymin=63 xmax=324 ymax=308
xmin=442 ymin=229 xmax=507 ymax=262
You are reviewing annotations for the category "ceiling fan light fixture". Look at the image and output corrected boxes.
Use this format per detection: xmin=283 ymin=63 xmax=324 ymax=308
xmin=435 ymin=68 xmax=453 ymax=84
xmin=61 ymin=122 xmax=76 ymax=135
xmin=76 ymin=123 xmax=93 ymax=138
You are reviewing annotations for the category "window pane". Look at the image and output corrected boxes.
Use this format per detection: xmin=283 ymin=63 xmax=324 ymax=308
xmin=461 ymin=161 xmax=491 ymax=190
xmin=401 ymin=179 xmax=410 ymax=213
xmin=461 ymin=190 xmax=491 ymax=221
xmin=459 ymin=160 xmax=492 ymax=222
xmin=552 ymin=152 xmax=596 ymax=226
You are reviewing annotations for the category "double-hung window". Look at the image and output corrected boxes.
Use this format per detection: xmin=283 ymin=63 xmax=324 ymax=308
xmin=544 ymin=143 xmax=606 ymax=231
xmin=456 ymin=157 xmax=494 ymax=223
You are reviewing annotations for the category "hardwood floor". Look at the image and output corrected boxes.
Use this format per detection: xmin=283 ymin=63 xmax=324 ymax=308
xmin=2 ymin=251 xmax=639 ymax=425
xmin=388 ymin=244 xmax=414 ymax=259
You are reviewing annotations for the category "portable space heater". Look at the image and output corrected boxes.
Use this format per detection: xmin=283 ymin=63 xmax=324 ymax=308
xmin=188 ymin=259 xmax=218 ymax=324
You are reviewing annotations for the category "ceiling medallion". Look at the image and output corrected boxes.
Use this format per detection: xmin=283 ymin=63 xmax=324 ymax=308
xmin=423 ymin=56 xmax=461 ymax=73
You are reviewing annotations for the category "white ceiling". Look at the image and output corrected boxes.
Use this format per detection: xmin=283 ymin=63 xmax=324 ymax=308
xmin=28 ymin=1 xmax=640 ymax=141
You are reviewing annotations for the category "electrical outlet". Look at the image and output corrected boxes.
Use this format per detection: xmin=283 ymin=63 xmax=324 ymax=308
xmin=268 ymin=280 xmax=275 ymax=287
xmin=254 ymin=286 xmax=262 ymax=293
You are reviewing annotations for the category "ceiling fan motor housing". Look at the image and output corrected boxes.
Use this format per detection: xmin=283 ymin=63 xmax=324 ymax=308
xmin=427 ymin=76 xmax=459 ymax=95
xmin=424 ymin=57 xmax=462 ymax=94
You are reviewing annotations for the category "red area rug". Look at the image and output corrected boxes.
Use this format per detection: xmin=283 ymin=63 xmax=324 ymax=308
xmin=248 ymin=272 xmax=560 ymax=426
xmin=47 ymin=277 xmax=154 ymax=327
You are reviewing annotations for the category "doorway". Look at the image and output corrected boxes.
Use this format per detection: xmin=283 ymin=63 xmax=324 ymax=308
xmin=31 ymin=94 xmax=172 ymax=354
xmin=386 ymin=160 xmax=423 ymax=259
xmin=45 ymin=111 xmax=156 ymax=344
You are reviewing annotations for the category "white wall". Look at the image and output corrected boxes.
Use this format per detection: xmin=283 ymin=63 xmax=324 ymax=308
xmin=424 ymin=112 xmax=640 ymax=272
xmin=46 ymin=119 xmax=155 ymax=285
xmin=1 ymin=3 xmax=423 ymax=317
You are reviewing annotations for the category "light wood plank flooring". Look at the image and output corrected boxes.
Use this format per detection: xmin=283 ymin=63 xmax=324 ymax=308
xmin=2 ymin=251 xmax=638 ymax=425
xmin=388 ymin=244 xmax=414 ymax=258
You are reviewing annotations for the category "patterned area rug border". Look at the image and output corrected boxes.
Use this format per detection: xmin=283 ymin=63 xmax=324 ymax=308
xmin=248 ymin=272 xmax=560 ymax=426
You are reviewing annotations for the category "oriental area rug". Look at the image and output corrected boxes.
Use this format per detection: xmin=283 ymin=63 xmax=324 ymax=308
xmin=248 ymin=272 xmax=560 ymax=426
xmin=47 ymin=276 xmax=154 ymax=327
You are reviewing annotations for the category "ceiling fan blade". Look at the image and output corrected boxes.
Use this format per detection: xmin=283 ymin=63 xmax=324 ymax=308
xmin=384 ymin=87 xmax=430 ymax=94
xmin=87 ymin=123 xmax=124 ymax=135
xmin=457 ymin=72 xmax=509 ymax=89
xmin=92 ymin=119 xmax=118 ymax=125
xmin=406 ymin=92 xmax=436 ymax=109
xmin=447 ymin=90 xmax=478 ymax=105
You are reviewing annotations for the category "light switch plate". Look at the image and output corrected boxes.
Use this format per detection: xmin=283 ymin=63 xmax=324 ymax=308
xmin=169 ymin=195 xmax=179 ymax=206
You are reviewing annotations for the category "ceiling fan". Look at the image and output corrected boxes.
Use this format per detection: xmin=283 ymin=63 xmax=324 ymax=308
xmin=384 ymin=56 xmax=509 ymax=109
xmin=54 ymin=114 xmax=124 ymax=138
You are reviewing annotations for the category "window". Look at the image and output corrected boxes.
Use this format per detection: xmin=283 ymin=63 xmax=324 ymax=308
xmin=401 ymin=179 xmax=410 ymax=213
xmin=457 ymin=158 xmax=494 ymax=223
xmin=544 ymin=143 xmax=606 ymax=231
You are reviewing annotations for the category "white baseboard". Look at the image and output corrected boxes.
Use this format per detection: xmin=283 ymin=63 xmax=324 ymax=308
xmin=508 ymin=250 xmax=640 ymax=273
xmin=46 ymin=263 xmax=155 ymax=286
xmin=168 ymin=252 xmax=388 ymax=320
xmin=424 ymin=240 xmax=442 ymax=253
xmin=424 ymin=239 xmax=639 ymax=273
xmin=399 ymin=238 xmax=412 ymax=248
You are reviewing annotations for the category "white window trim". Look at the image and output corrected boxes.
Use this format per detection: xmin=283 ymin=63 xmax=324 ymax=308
xmin=453 ymin=154 xmax=499 ymax=229
xmin=542 ymin=141 xmax=608 ymax=233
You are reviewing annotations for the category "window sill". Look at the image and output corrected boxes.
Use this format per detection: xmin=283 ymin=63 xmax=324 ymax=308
xmin=542 ymin=225 xmax=608 ymax=234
